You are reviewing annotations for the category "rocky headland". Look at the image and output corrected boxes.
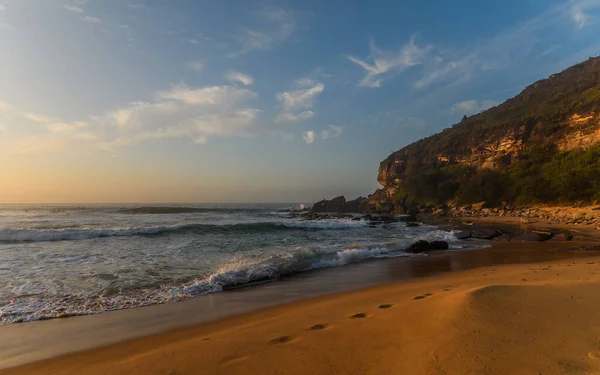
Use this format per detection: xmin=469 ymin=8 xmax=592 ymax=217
xmin=310 ymin=56 xmax=600 ymax=239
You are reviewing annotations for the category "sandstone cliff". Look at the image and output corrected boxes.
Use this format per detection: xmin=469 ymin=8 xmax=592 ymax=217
xmin=370 ymin=56 xmax=600 ymax=213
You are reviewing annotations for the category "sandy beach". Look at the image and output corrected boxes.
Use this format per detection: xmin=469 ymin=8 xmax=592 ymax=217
xmin=3 ymin=236 xmax=600 ymax=375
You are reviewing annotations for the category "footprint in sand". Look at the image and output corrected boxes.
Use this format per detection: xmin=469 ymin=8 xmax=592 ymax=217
xmin=221 ymin=355 xmax=251 ymax=367
xmin=308 ymin=324 xmax=328 ymax=331
xmin=413 ymin=293 xmax=433 ymax=300
xmin=270 ymin=336 xmax=295 ymax=344
xmin=350 ymin=313 xmax=368 ymax=319
xmin=378 ymin=304 xmax=393 ymax=309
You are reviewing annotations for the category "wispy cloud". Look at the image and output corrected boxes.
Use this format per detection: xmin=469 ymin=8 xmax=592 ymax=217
xmin=320 ymin=125 xmax=343 ymax=140
xmin=81 ymin=15 xmax=102 ymax=24
xmin=278 ymin=111 xmax=314 ymax=122
xmin=62 ymin=1 xmax=103 ymax=24
xmin=126 ymin=2 xmax=146 ymax=10
xmin=539 ymin=44 xmax=563 ymax=56
xmin=229 ymin=6 xmax=296 ymax=57
xmin=571 ymin=0 xmax=600 ymax=28
xmin=413 ymin=1 xmax=600 ymax=91
xmin=348 ymin=36 xmax=432 ymax=88
xmin=188 ymin=61 xmax=205 ymax=72
xmin=573 ymin=4 xmax=589 ymax=28
xmin=22 ymin=113 xmax=55 ymax=124
xmin=301 ymin=125 xmax=342 ymax=144
xmin=278 ymin=80 xmax=324 ymax=110
xmin=0 ymin=3 xmax=8 ymax=29
xmin=0 ymin=100 xmax=14 ymax=113
xmin=452 ymin=100 xmax=499 ymax=115
xmin=226 ymin=70 xmax=254 ymax=86
xmin=0 ymin=99 xmax=103 ymax=154
xmin=63 ymin=5 xmax=84 ymax=13
xmin=303 ymin=130 xmax=315 ymax=144
xmin=118 ymin=25 xmax=135 ymax=42
xmin=276 ymin=79 xmax=324 ymax=122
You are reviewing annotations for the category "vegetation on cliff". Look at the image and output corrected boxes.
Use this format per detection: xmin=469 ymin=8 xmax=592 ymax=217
xmin=399 ymin=144 xmax=600 ymax=206
xmin=375 ymin=56 xmax=600 ymax=209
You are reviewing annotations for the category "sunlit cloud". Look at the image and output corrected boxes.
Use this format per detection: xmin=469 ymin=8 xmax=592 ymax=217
xmin=0 ymin=99 xmax=107 ymax=154
xmin=303 ymin=130 xmax=315 ymax=144
xmin=348 ymin=36 xmax=432 ymax=88
xmin=102 ymin=84 xmax=261 ymax=146
xmin=226 ymin=70 xmax=254 ymax=86
xmin=276 ymin=79 xmax=324 ymax=122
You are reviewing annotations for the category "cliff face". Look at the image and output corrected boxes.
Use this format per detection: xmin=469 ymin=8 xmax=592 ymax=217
xmin=370 ymin=56 xmax=600 ymax=212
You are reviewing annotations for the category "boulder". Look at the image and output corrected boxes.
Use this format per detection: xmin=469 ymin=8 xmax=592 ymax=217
xmin=471 ymin=202 xmax=485 ymax=211
xmin=455 ymin=230 xmax=471 ymax=240
xmin=429 ymin=241 xmax=450 ymax=250
xmin=530 ymin=229 xmax=554 ymax=241
xmin=406 ymin=206 xmax=420 ymax=221
xmin=470 ymin=227 xmax=503 ymax=240
xmin=551 ymin=232 xmax=574 ymax=241
xmin=492 ymin=234 xmax=514 ymax=242
xmin=406 ymin=222 xmax=420 ymax=227
xmin=512 ymin=231 xmax=554 ymax=241
xmin=405 ymin=240 xmax=450 ymax=253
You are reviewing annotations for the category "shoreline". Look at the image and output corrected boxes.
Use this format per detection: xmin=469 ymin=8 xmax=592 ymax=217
xmin=3 ymin=245 xmax=600 ymax=374
xmin=2 ymin=235 xmax=600 ymax=373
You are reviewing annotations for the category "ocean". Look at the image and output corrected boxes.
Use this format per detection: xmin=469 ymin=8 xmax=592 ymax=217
xmin=0 ymin=204 xmax=467 ymax=325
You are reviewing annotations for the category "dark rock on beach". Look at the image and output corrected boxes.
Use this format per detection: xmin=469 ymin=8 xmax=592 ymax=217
xmin=405 ymin=240 xmax=449 ymax=254
xmin=469 ymin=227 xmax=504 ymax=240
xmin=454 ymin=230 xmax=472 ymax=240
xmin=552 ymin=232 xmax=574 ymax=241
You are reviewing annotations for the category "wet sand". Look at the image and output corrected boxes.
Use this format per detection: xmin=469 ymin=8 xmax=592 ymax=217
xmin=1 ymin=239 xmax=599 ymax=374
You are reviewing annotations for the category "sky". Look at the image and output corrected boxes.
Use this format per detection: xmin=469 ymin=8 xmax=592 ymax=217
xmin=1 ymin=0 xmax=600 ymax=204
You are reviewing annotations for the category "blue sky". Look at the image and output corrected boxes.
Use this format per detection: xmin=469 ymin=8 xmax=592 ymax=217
xmin=1 ymin=0 xmax=600 ymax=203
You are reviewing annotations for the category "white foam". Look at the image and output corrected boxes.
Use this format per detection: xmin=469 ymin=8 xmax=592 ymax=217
xmin=309 ymin=244 xmax=419 ymax=269
xmin=283 ymin=219 xmax=368 ymax=229
xmin=415 ymin=228 xmax=460 ymax=243
xmin=0 ymin=224 xmax=463 ymax=325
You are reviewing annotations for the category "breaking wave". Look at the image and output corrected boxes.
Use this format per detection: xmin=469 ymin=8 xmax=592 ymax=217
xmin=0 ymin=240 xmax=438 ymax=324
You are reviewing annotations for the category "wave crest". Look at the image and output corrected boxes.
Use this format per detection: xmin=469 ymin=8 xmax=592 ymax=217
xmin=0 ymin=220 xmax=368 ymax=243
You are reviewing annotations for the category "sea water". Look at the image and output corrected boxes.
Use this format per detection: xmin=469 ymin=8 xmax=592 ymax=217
xmin=0 ymin=204 xmax=465 ymax=325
